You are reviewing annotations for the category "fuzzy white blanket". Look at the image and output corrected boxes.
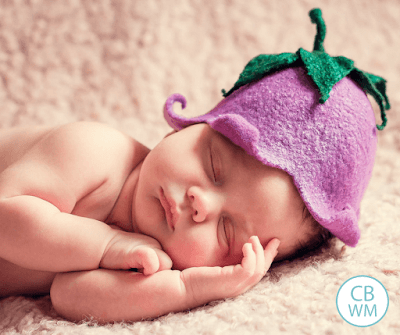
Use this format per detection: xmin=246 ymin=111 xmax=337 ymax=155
xmin=0 ymin=1 xmax=399 ymax=334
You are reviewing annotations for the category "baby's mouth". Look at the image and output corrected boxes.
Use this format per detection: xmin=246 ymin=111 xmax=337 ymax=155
xmin=159 ymin=188 xmax=176 ymax=231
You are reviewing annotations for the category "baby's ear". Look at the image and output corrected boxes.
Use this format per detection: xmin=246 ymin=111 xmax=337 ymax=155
xmin=164 ymin=130 xmax=177 ymax=138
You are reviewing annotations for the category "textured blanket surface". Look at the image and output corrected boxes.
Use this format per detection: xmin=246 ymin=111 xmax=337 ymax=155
xmin=0 ymin=0 xmax=399 ymax=334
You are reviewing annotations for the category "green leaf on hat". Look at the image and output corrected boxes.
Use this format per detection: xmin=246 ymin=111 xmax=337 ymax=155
xmin=221 ymin=53 xmax=299 ymax=97
xmin=297 ymin=49 xmax=354 ymax=103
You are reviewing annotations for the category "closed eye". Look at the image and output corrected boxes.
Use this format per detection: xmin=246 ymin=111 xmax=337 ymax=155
xmin=221 ymin=216 xmax=231 ymax=249
xmin=223 ymin=218 xmax=229 ymax=243
xmin=210 ymin=147 xmax=221 ymax=184
xmin=210 ymin=149 xmax=217 ymax=182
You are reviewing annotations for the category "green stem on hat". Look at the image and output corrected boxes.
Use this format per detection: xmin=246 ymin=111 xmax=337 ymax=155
xmin=309 ymin=8 xmax=326 ymax=52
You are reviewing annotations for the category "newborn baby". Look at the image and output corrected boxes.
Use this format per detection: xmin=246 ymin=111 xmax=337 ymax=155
xmin=0 ymin=121 xmax=306 ymax=321
xmin=0 ymin=8 xmax=389 ymax=323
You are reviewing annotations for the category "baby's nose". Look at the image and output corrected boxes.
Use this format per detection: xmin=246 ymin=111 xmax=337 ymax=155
xmin=187 ymin=186 xmax=217 ymax=223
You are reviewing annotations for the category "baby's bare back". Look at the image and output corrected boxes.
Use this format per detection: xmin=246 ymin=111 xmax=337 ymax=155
xmin=0 ymin=126 xmax=58 ymax=296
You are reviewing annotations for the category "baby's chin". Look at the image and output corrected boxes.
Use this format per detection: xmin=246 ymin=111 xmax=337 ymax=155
xmin=168 ymin=254 xmax=198 ymax=271
xmin=165 ymin=248 xmax=210 ymax=271
xmin=170 ymin=260 xmax=193 ymax=271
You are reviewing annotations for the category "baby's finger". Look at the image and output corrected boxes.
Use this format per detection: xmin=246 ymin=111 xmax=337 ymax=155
xmin=248 ymin=236 xmax=265 ymax=274
xmin=154 ymin=248 xmax=173 ymax=271
xmin=264 ymin=238 xmax=280 ymax=269
xmin=134 ymin=247 xmax=159 ymax=276
xmin=241 ymin=242 xmax=256 ymax=273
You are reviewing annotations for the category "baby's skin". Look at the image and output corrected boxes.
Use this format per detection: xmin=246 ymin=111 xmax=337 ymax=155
xmin=0 ymin=122 xmax=309 ymax=322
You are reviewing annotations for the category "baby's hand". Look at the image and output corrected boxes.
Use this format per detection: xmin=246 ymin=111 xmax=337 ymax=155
xmin=180 ymin=236 xmax=280 ymax=304
xmin=100 ymin=230 xmax=172 ymax=275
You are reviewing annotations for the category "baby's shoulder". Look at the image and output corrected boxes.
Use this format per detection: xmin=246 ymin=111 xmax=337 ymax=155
xmin=37 ymin=121 xmax=149 ymax=173
xmin=45 ymin=121 xmax=136 ymax=157
xmin=0 ymin=122 xmax=132 ymax=165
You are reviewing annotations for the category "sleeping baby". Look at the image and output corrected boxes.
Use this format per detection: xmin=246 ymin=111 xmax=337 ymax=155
xmin=0 ymin=9 xmax=390 ymax=323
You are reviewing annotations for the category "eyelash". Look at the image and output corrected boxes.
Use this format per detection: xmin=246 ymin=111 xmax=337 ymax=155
xmin=210 ymin=149 xmax=220 ymax=184
xmin=221 ymin=216 xmax=230 ymax=247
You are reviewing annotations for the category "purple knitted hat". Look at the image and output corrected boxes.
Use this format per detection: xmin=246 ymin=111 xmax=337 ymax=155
xmin=163 ymin=9 xmax=390 ymax=247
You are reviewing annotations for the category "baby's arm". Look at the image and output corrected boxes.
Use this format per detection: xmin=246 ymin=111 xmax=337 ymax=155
xmin=0 ymin=122 xmax=162 ymax=273
xmin=51 ymin=236 xmax=279 ymax=323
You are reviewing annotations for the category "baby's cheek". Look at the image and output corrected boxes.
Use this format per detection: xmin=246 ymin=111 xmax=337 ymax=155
xmin=168 ymin=236 xmax=217 ymax=270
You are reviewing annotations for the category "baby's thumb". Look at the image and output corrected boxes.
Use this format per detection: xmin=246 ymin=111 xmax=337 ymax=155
xmin=155 ymin=249 xmax=173 ymax=271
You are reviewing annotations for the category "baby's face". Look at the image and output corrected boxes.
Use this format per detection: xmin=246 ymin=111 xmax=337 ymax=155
xmin=133 ymin=123 xmax=309 ymax=270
